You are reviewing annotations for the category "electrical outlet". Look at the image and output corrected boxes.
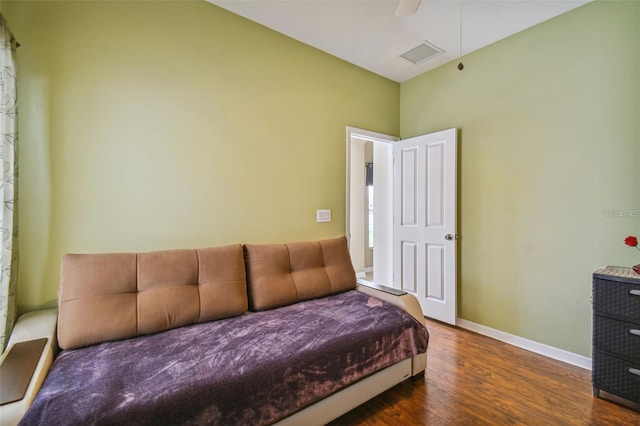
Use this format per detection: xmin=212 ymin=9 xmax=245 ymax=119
xmin=316 ymin=209 xmax=331 ymax=223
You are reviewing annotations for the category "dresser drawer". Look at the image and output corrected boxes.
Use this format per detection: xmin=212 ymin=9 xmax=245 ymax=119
xmin=592 ymin=351 xmax=640 ymax=403
xmin=593 ymin=278 xmax=640 ymax=321
xmin=593 ymin=315 xmax=640 ymax=362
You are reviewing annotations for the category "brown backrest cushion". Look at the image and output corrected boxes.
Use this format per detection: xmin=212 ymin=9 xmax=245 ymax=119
xmin=58 ymin=244 xmax=247 ymax=350
xmin=244 ymin=236 xmax=356 ymax=311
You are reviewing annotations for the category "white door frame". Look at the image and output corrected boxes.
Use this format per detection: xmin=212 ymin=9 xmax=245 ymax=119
xmin=346 ymin=127 xmax=398 ymax=284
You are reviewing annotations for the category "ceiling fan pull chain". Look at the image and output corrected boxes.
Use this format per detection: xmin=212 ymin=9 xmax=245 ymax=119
xmin=458 ymin=0 xmax=464 ymax=70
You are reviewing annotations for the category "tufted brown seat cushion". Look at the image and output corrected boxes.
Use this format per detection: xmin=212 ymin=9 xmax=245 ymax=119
xmin=57 ymin=244 xmax=247 ymax=350
xmin=244 ymin=236 xmax=357 ymax=311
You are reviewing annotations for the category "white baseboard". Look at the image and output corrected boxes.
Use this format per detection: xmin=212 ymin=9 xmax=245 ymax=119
xmin=456 ymin=318 xmax=592 ymax=371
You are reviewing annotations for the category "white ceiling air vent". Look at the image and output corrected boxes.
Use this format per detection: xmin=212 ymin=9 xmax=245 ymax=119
xmin=400 ymin=41 xmax=444 ymax=65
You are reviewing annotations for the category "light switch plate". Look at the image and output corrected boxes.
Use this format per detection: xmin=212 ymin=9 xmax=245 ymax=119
xmin=316 ymin=209 xmax=331 ymax=223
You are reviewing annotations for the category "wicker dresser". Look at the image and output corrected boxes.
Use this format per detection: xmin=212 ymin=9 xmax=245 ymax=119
xmin=592 ymin=266 xmax=640 ymax=403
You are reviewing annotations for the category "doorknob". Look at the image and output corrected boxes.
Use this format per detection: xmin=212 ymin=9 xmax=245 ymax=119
xmin=445 ymin=234 xmax=457 ymax=241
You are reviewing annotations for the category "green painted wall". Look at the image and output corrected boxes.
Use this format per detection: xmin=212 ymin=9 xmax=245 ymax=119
xmin=4 ymin=1 xmax=399 ymax=311
xmin=6 ymin=0 xmax=639 ymax=358
xmin=401 ymin=1 xmax=639 ymax=356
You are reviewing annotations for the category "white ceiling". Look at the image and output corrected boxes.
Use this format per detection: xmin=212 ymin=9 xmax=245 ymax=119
xmin=208 ymin=0 xmax=590 ymax=83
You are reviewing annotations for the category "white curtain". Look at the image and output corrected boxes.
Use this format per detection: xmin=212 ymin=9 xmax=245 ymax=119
xmin=0 ymin=13 xmax=18 ymax=352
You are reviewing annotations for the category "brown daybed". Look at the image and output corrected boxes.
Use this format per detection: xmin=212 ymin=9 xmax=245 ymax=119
xmin=1 ymin=236 xmax=428 ymax=425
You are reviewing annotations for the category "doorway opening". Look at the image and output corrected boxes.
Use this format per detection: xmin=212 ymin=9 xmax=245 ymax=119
xmin=346 ymin=127 xmax=397 ymax=286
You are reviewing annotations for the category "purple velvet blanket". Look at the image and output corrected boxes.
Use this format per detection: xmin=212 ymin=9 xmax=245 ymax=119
xmin=20 ymin=290 xmax=429 ymax=425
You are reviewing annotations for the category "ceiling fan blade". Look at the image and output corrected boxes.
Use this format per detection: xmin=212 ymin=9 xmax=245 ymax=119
xmin=395 ymin=0 xmax=422 ymax=16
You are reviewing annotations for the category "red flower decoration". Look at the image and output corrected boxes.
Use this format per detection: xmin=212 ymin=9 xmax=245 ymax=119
xmin=625 ymin=235 xmax=640 ymax=275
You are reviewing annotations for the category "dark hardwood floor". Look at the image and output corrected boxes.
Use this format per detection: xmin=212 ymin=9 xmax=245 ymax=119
xmin=329 ymin=318 xmax=640 ymax=425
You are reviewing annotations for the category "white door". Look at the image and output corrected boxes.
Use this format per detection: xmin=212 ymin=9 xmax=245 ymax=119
xmin=393 ymin=128 xmax=457 ymax=325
